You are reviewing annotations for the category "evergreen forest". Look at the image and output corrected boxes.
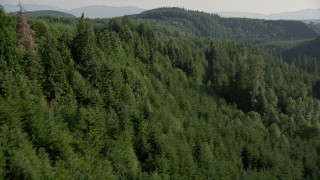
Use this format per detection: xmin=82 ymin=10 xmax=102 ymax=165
xmin=1 ymin=6 xmax=320 ymax=179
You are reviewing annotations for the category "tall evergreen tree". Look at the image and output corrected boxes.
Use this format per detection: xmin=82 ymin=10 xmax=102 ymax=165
xmin=16 ymin=3 xmax=36 ymax=52
xmin=72 ymin=14 xmax=99 ymax=85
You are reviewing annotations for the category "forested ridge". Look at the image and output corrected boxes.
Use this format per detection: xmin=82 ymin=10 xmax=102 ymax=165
xmin=133 ymin=7 xmax=319 ymax=43
xmin=1 ymin=6 xmax=320 ymax=179
xmin=283 ymin=37 xmax=320 ymax=60
xmin=10 ymin=10 xmax=76 ymax=18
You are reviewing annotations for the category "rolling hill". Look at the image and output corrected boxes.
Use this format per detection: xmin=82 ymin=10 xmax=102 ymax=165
xmin=2 ymin=4 xmax=145 ymax=18
xmin=2 ymin=4 xmax=65 ymax=12
xmin=11 ymin=10 xmax=75 ymax=18
xmin=216 ymin=8 xmax=320 ymax=20
xmin=283 ymin=36 xmax=320 ymax=60
xmin=1 ymin=5 xmax=320 ymax=179
xmin=67 ymin=5 xmax=145 ymax=18
xmin=133 ymin=7 xmax=319 ymax=43
xmin=267 ymin=8 xmax=320 ymax=20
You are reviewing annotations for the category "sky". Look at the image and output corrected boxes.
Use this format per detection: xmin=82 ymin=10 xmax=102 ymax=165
xmin=2 ymin=0 xmax=320 ymax=14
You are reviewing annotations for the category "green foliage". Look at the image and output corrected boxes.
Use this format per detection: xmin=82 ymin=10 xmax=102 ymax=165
xmin=0 ymin=8 xmax=22 ymax=72
xmin=134 ymin=7 xmax=319 ymax=43
xmin=72 ymin=15 xmax=100 ymax=84
xmin=283 ymin=36 xmax=320 ymax=61
xmin=1 ymin=10 xmax=320 ymax=179
xmin=308 ymin=22 xmax=320 ymax=34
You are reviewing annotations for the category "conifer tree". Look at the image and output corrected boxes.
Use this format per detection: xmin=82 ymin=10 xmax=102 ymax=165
xmin=72 ymin=14 xmax=99 ymax=85
xmin=17 ymin=2 xmax=36 ymax=52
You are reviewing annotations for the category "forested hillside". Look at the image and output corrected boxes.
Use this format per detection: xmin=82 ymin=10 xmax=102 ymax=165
xmin=283 ymin=37 xmax=320 ymax=60
xmin=277 ymin=36 xmax=320 ymax=77
xmin=134 ymin=7 xmax=319 ymax=43
xmin=308 ymin=22 xmax=320 ymax=33
xmin=11 ymin=10 xmax=76 ymax=18
xmin=1 ymin=7 xmax=320 ymax=179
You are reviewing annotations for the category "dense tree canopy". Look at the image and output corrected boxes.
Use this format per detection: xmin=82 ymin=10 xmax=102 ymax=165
xmin=0 ymin=6 xmax=320 ymax=179
xmin=134 ymin=7 xmax=319 ymax=43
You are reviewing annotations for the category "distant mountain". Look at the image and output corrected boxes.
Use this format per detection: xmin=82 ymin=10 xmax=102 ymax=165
xmin=216 ymin=8 xmax=320 ymax=20
xmin=2 ymin=3 xmax=318 ymax=20
xmin=303 ymin=19 xmax=320 ymax=24
xmin=134 ymin=8 xmax=319 ymax=43
xmin=67 ymin=5 xmax=145 ymax=18
xmin=268 ymin=9 xmax=320 ymax=20
xmin=2 ymin=4 xmax=145 ymax=18
xmin=215 ymin=11 xmax=265 ymax=19
xmin=11 ymin=10 xmax=75 ymax=18
xmin=2 ymin=4 xmax=65 ymax=12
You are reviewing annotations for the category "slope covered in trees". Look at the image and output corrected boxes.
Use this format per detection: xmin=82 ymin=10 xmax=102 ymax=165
xmin=307 ymin=21 xmax=320 ymax=33
xmin=11 ymin=10 xmax=76 ymax=18
xmin=133 ymin=7 xmax=319 ymax=43
xmin=1 ymin=7 xmax=320 ymax=179
xmin=283 ymin=36 xmax=320 ymax=60
xmin=278 ymin=36 xmax=320 ymax=76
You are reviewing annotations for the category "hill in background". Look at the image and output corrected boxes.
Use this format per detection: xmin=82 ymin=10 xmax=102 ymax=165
xmin=2 ymin=4 xmax=65 ymax=12
xmin=133 ymin=7 xmax=319 ymax=43
xmin=10 ymin=10 xmax=75 ymax=18
xmin=216 ymin=8 xmax=320 ymax=20
xmin=1 ymin=6 xmax=320 ymax=179
xmin=67 ymin=5 xmax=144 ymax=18
xmin=2 ymin=4 xmax=144 ymax=18
xmin=2 ymin=3 xmax=320 ymax=19
xmin=283 ymin=36 xmax=320 ymax=60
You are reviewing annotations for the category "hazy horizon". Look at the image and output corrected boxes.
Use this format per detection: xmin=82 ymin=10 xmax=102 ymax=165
xmin=1 ymin=0 xmax=320 ymax=14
